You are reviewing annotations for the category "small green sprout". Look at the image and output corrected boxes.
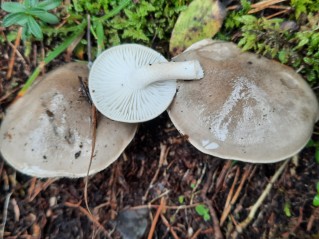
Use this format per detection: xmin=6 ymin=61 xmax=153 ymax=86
xmin=313 ymin=182 xmax=319 ymax=207
xmin=178 ymin=195 xmax=185 ymax=204
xmin=283 ymin=202 xmax=292 ymax=217
xmin=1 ymin=0 xmax=61 ymax=40
xmin=195 ymin=204 xmax=211 ymax=221
xmin=307 ymin=139 xmax=319 ymax=164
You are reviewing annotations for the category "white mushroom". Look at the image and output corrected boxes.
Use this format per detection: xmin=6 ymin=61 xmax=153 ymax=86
xmin=168 ymin=39 xmax=319 ymax=163
xmin=0 ymin=63 xmax=137 ymax=177
xmin=88 ymin=44 xmax=203 ymax=123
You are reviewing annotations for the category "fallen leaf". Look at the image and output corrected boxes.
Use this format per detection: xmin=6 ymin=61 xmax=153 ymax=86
xmin=169 ymin=0 xmax=226 ymax=56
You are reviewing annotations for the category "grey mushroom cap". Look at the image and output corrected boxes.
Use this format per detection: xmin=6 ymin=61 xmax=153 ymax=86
xmin=168 ymin=39 xmax=319 ymax=163
xmin=0 ymin=63 xmax=137 ymax=177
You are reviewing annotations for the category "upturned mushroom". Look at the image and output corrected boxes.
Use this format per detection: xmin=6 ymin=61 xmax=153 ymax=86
xmin=168 ymin=39 xmax=319 ymax=163
xmin=88 ymin=44 xmax=204 ymax=123
xmin=0 ymin=63 xmax=137 ymax=177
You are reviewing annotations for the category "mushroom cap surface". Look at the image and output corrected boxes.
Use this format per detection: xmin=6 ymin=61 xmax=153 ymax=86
xmin=0 ymin=63 xmax=137 ymax=177
xmin=88 ymin=44 xmax=177 ymax=123
xmin=168 ymin=40 xmax=319 ymax=163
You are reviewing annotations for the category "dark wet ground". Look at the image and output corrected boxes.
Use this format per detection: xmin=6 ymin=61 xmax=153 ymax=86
xmin=1 ymin=110 xmax=319 ymax=238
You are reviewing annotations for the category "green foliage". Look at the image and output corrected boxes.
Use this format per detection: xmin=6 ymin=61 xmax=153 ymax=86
xmin=313 ymin=182 xmax=319 ymax=207
xmin=67 ymin=0 xmax=190 ymax=47
xmin=283 ymin=202 xmax=292 ymax=217
xmin=1 ymin=0 xmax=61 ymax=40
xmin=195 ymin=204 xmax=210 ymax=221
xmin=178 ymin=195 xmax=185 ymax=204
xmin=219 ymin=2 xmax=319 ymax=84
xmin=291 ymin=0 xmax=319 ymax=19
xmin=307 ymin=139 xmax=319 ymax=164
xmin=222 ymin=14 xmax=319 ymax=84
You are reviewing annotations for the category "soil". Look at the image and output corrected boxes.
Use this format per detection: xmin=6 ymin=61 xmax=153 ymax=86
xmin=1 ymin=11 xmax=319 ymax=239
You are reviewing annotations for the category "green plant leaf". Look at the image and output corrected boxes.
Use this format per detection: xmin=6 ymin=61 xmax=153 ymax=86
xmin=3 ymin=12 xmax=28 ymax=27
xmin=1 ymin=2 xmax=26 ymax=13
xmin=95 ymin=21 xmax=105 ymax=55
xmin=283 ymin=202 xmax=292 ymax=217
xmin=27 ymin=16 xmax=43 ymax=39
xmin=316 ymin=182 xmax=319 ymax=193
xmin=37 ymin=0 xmax=62 ymax=10
xmin=313 ymin=194 xmax=319 ymax=207
xmin=315 ymin=148 xmax=319 ymax=164
xmin=169 ymin=0 xmax=226 ymax=55
xmin=178 ymin=195 xmax=185 ymax=204
xmin=24 ymin=0 xmax=39 ymax=8
xmin=28 ymin=9 xmax=59 ymax=24
xmin=195 ymin=204 xmax=210 ymax=221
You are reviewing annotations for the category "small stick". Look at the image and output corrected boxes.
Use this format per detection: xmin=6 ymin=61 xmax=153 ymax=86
xmin=307 ymin=207 xmax=319 ymax=231
xmin=160 ymin=214 xmax=180 ymax=239
xmin=0 ymin=192 xmax=13 ymax=239
xmin=265 ymin=9 xmax=290 ymax=19
xmin=248 ymin=0 xmax=287 ymax=13
xmin=28 ymin=178 xmax=58 ymax=202
xmin=147 ymin=197 xmax=165 ymax=239
xmin=190 ymin=228 xmax=202 ymax=239
xmin=6 ymin=27 xmax=22 ymax=79
xmin=143 ymin=144 xmax=169 ymax=203
xmin=84 ymin=13 xmax=96 ymax=216
xmin=190 ymin=163 xmax=207 ymax=205
xmin=231 ymin=158 xmax=290 ymax=238
xmin=64 ymin=201 xmax=112 ymax=239
xmin=202 ymin=171 xmax=224 ymax=239
xmin=220 ymin=167 xmax=240 ymax=225
xmin=129 ymin=203 xmax=200 ymax=210
xmin=0 ymin=161 xmax=3 ymax=178
xmin=214 ymin=161 xmax=232 ymax=197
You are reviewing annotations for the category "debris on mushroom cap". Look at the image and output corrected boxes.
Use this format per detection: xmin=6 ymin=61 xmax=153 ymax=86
xmin=0 ymin=63 xmax=137 ymax=178
xmin=168 ymin=39 xmax=319 ymax=163
xmin=89 ymin=44 xmax=203 ymax=123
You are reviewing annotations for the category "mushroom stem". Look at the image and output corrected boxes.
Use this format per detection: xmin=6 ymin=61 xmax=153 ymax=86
xmin=132 ymin=60 xmax=203 ymax=88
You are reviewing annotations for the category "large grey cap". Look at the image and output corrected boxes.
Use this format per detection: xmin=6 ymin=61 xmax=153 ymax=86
xmin=0 ymin=63 xmax=137 ymax=177
xmin=89 ymin=44 xmax=203 ymax=123
xmin=168 ymin=39 xmax=319 ymax=163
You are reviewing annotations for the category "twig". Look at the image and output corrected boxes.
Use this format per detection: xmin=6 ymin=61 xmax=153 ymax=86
xmin=64 ymin=201 xmax=112 ymax=239
xmin=214 ymin=161 xmax=232 ymax=198
xmin=143 ymin=143 xmax=169 ymax=203
xmin=0 ymin=192 xmax=13 ymax=239
xmin=130 ymin=203 xmax=200 ymax=210
xmin=6 ymin=27 xmax=22 ymax=79
xmin=160 ymin=214 xmax=180 ymax=239
xmin=221 ymin=165 xmax=253 ymax=226
xmin=202 ymin=171 xmax=224 ymax=239
xmin=282 ymin=207 xmax=303 ymax=238
xmin=231 ymin=159 xmax=290 ymax=238
xmin=190 ymin=163 xmax=207 ymax=205
xmin=190 ymin=228 xmax=202 ymax=239
xmin=0 ymin=161 xmax=3 ymax=178
xmin=220 ymin=167 xmax=240 ymax=225
xmin=148 ymin=197 xmax=165 ymax=239
xmin=248 ymin=0 xmax=287 ymax=13
xmin=265 ymin=9 xmax=291 ymax=19
xmin=28 ymin=178 xmax=58 ymax=202
xmin=307 ymin=207 xmax=319 ymax=232
xmin=84 ymin=105 xmax=97 ymax=215
xmin=84 ymin=14 xmax=97 ymax=216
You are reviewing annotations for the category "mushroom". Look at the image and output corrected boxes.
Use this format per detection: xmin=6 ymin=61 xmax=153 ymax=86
xmin=168 ymin=39 xmax=319 ymax=163
xmin=88 ymin=44 xmax=203 ymax=123
xmin=0 ymin=63 xmax=137 ymax=177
